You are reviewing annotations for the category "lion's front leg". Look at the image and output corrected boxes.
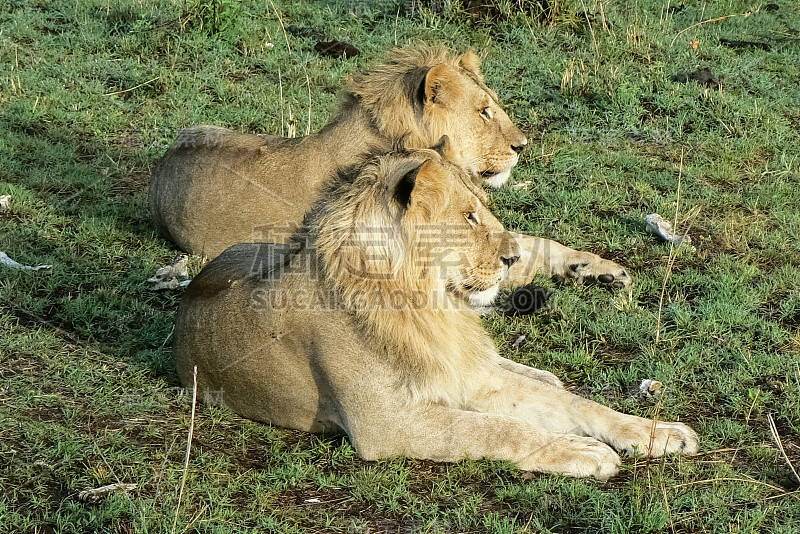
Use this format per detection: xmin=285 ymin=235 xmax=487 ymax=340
xmin=346 ymin=403 xmax=620 ymax=480
xmin=503 ymin=232 xmax=632 ymax=289
xmin=472 ymin=369 xmax=698 ymax=458
xmin=497 ymin=357 xmax=564 ymax=389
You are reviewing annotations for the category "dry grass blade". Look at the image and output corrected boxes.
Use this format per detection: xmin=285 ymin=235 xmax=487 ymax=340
xmin=648 ymin=396 xmax=663 ymax=456
xmin=278 ymin=67 xmax=285 ymax=137
xmin=662 ymin=483 xmax=676 ymax=534
xmin=103 ymin=77 xmax=159 ymax=97
xmin=655 ymin=148 xmax=685 ymax=344
xmin=171 ymin=366 xmax=199 ymax=534
xmin=767 ymin=413 xmax=800 ymax=484
xmin=671 ymin=11 xmax=754 ymax=45
xmin=672 ymin=477 xmax=800 ymax=502
xmin=305 ymin=71 xmax=312 ymax=137
xmin=268 ymin=0 xmax=291 ymax=54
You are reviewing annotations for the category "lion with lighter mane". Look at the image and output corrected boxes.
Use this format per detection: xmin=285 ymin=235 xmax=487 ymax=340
xmin=175 ymin=145 xmax=696 ymax=479
xmin=149 ymin=45 xmax=630 ymax=289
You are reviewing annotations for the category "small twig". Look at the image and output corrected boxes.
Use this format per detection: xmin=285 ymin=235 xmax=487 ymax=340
xmin=171 ymin=367 xmax=198 ymax=534
xmin=671 ymin=11 xmax=753 ymax=45
xmin=104 ymin=76 xmax=160 ymax=97
xmin=767 ymin=413 xmax=800 ymax=484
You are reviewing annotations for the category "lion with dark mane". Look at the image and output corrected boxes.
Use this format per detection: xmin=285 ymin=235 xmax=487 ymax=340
xmin=150 ymin=46 xmax=630 ymax=289
xmin=174 ymin=145 xmax=696 ymax=479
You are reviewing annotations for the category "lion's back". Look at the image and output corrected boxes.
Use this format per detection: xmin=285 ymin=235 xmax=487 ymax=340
xmin=148 ymin=126 xmax=312 ymax=258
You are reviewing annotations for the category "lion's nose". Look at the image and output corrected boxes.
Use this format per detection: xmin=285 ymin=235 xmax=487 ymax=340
xmin=511 ymin=136 xmax=527 ymax=154
xmin=501 ymin=254 xmax=520 ymax=269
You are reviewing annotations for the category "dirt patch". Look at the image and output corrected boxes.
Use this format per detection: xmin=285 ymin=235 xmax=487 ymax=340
xmin=671 ymin=68 xmax=719 ymax=90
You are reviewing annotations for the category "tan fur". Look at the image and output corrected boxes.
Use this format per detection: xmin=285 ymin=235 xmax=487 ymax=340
xmin=175 ymin=150 xmax=697 ymax=479
xmin=149 ymin=46 xmax=526 ymax=259
xmin=149 ymin=45 xmax=632 ymax=289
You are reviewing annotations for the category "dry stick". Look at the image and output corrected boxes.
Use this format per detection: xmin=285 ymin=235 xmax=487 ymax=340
xmin=671 ymin=11 xmax=753 ymax=45
xmin=767 ymin=413 xmax=800 ymax=484
xmin=655 ymin=148 xmax=685 ymax=344
xmin=104 ymin=77 xmax=160 ymax=97
xmin=171 ymin=366 xmax=198 ymax=534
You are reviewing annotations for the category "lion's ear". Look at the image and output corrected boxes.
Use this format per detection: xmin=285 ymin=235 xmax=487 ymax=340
xmin=424 ymin=63 xmax=453 ymax=105
xmin=458 ymin=50 xmax=482 ymax=75
xmin=430 ymin=135 xmax=455 ymax=160
xmin=406 ymin=161 xmax=447 ymax=222
xmin=392 ymin=162 xmax=422 ymax=209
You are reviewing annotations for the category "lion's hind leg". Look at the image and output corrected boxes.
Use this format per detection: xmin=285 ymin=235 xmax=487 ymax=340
xmin=345 ymin=403 xmax=620 ymax=480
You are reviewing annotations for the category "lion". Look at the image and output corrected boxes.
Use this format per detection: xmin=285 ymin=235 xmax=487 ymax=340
xmin=149 ymin=46 xmax=631 ymax=289
xmin=174 ymin=145 xmax=697 ymax=479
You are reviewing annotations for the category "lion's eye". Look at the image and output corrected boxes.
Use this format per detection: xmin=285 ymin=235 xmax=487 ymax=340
xmin=480 ymin=107 xmax=493 ymax=120
xmin=463 ymin=212 xmax=478 ymax=225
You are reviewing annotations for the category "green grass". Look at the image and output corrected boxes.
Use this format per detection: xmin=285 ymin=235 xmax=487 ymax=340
xmin=2 ymin=0 xmax=800 ymax=532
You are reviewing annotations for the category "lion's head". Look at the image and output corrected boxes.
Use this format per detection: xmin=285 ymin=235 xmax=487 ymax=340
xmin=314 ymin=140 xmax=520 ymax=314
xmin=346 ymin=46 xmax=527 ymax=188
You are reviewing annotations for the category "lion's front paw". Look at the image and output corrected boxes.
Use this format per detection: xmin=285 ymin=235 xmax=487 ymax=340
xmin=555 ymin=253 xmax=632 ymax=289
xmin=525 ymin=435 xmax=621 ymax=480
xmin=618 ymin=421 xmax=699 ymax=457
xmin=647 ymin=422 xmax=699 ymax=456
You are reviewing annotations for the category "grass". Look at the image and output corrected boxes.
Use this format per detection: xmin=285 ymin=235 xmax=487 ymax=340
xmin=1 ymin=0 xmax=799 ymax=532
